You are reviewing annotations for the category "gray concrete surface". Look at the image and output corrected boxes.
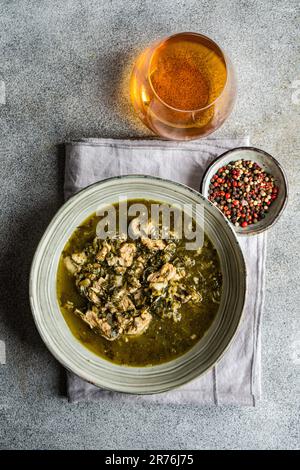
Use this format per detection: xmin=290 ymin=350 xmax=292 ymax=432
xmin=0 ymin=0 xmax=299 ymax=450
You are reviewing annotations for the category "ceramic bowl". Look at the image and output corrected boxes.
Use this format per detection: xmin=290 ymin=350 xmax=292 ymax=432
xmin=201 ymin=147 xmax=288 ymax=235
xmin=30 ymin=175 xmax=246 ymax=394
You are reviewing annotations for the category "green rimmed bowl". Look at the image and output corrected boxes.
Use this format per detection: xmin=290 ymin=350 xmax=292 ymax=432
xmin=29 ymin=175 xmax=246 ymax=394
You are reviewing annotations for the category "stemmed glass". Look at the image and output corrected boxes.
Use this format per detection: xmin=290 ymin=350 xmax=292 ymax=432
xmin=130 ymin=32 xmax=236 ymax=140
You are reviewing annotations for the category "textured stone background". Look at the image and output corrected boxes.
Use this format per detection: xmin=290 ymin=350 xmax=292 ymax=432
xmin=0 ymin=0 xmax=299 ymax=449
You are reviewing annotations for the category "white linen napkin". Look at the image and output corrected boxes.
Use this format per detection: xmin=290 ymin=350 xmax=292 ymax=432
xmin=65 ymin=137 xmax=266 ymax=406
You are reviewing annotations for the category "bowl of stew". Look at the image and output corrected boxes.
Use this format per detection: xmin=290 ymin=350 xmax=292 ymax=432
xmin=30 ymin=175 xmax=246 ymax=394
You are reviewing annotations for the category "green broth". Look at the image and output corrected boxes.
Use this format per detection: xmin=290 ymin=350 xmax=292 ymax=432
xmin=56 ymin=200 xmax=222 ymax=366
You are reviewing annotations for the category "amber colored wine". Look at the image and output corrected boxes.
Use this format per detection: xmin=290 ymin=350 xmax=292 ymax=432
xmin=130 ymin=33 xmax=236 ymax=140
xmin=150 ymin=38 xmax=226 ymax=111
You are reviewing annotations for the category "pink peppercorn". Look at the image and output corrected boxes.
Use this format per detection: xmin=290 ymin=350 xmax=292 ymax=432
xmin=208 ymin=159 xmax=279 ymax=228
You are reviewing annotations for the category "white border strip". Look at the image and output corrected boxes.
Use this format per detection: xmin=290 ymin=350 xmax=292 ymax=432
xmin=0 ymin=81 xmax=6 ymax=104
xmin=0 ymin=340 xmax=6 ymax=364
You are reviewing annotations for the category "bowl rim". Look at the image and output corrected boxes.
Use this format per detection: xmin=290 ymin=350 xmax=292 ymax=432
xmin=29 ymin=174 xmax=247 ymax=393
xmin=200 ymin=146 xmax=289 ymax=236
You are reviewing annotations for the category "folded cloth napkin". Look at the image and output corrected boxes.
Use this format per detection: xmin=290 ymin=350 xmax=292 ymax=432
xmin=65 ymin=137 xmax=266 ymax=406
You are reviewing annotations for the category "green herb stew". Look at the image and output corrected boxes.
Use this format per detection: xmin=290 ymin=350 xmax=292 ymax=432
xmin=56 ymin=200 xmax=222 ymax=366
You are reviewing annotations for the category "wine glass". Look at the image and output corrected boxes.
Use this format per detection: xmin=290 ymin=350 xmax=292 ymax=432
xmin=130 ymin=32 xmax=236 ymax=140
